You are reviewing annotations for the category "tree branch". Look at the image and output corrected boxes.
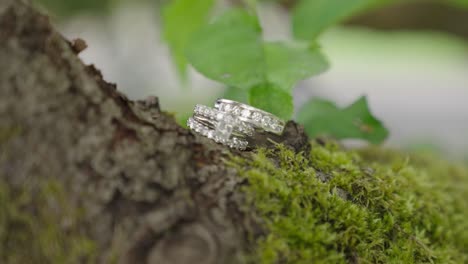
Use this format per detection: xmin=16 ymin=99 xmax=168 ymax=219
xmin=0 ymin=0 xmax=308 ymax=263
xmin=347 ymin=1 xmax=468 ymax=40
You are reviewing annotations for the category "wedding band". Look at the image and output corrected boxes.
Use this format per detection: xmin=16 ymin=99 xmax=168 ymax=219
xmin=188 ymin=100 xmax=286 ymax=150
xmin=188 ymin=105 xmax=251 ymax=150
xmin=214 ymin=99 xmax=285 ymax=135
xmin=193 ymin=104 xmax=254 ymax=136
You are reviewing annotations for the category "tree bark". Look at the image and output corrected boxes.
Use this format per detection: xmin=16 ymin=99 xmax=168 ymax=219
xmin=0 ymin=0 xmax=308 ymax=263
xmin=273 ymin=0 xmax=468 ymax=40
xmin=347 ymin=1 xmax=468 ymax=40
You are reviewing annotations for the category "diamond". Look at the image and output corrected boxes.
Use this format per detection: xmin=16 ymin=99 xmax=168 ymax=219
xmin=272 ymin=124 xmax=282 ymax=133
xmin=232 ymin=106 xmax=241 ymax=115
xmin=261 ymin=116 xmax=272 ymax=126
xmin=241 ymin=109 xmax=251 ymax=118
xmin=269 ymin=119 xmax=277 ymax=128
xmin=252 ymin=112 xmax=262 ymax=122
xmin=207 ymin=130 xmax=214 ymax=139
xmin=215 ymin=114 xmax=235 ymax=141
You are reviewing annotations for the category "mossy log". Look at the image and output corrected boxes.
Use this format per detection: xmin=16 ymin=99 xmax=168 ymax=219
xmin=1 ymin=1 xmax=467 ymax=264
xmin=0 ymin=0 xmax=306 ymax=263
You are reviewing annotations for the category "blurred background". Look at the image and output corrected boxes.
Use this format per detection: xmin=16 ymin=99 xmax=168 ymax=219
xmin=34 ymin=0 xmax=468 ymax=158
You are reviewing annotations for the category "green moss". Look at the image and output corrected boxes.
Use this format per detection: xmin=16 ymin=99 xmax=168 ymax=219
xmin=231 ymin=143 xmax=468 ymax=263
xmin=0 ymin=126 xmax=21 ymax=146
xmin=0 ymin=179 xmax=97 ymax=263
xmin=1 ymin=126 xmax=96 ymax=262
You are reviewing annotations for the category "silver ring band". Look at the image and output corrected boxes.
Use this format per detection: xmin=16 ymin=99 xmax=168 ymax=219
xmin=187 ymin=117 xmax=249 ymax=150
xmin=214 ymin=99 xmax=285 ymax=135
xmin=188 ymin=100 xmax=286 ymax=150
xmin=193 ymin=104 xmax=254 ymax=136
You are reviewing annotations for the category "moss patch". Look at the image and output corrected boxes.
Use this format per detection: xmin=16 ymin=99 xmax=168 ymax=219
xmin=1 ymin=126 xmax=96 ymax=262
xmin=0 ymin=180 xmax=97 ymax=263
xmin=231 ymin=143 xmax=468 ymax=263
xmin=0 ymin=126 xmax=21 ymax=146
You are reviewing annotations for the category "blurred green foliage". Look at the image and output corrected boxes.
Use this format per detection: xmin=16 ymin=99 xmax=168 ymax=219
xmin=292 ymin=0 xmax=373 ymax=41
xmin=35 ymin=0 xmax=468 ymax=18
xmin=297 ymin=97 xmax=388 ymax=144
xmin=185 ymin=8 xmax=329 ymax=120
xmin=34 ymin=0 xmax=468 ymax=144
xmin=248 ymin=84 xmax=294 ymax=120
xmin=167 ymin=0 xmax=387 ymax=143
xmin=186 ymin=9 xmax=265 ymax=88
xmin=162 ymin=0 xmax=215 ymax=79
xmin=263 ymin=42 xmax=328 ymax=91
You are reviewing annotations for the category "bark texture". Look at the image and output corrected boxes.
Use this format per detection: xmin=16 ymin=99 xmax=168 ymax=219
xmin=347 ymin=1 xmax=468 ymax=40
xmin=0 ymin=0 xmax=308 ymax=263
xmin=272 ymin=0 xmax=468 ymax=40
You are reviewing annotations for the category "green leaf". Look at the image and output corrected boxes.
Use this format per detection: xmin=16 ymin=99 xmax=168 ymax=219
xmin=297 ymin=96 xmax=388 ymax=144
xmin=175 ymin=111 xmax=192 ymax=128
xmin=223 ymin=86 xmax=249 ymax=103
xmin=249 ymin=84 xmax=294 ymax=120
xmin=264 ymin=42 xmax=329 ymax=91
xmin=186 ymin=9 xmax=265 ymax=89
xmin=292 ymin=0 xmax=373 ymax=40
xmin=162 ymin=0 xmax=215 ymax=79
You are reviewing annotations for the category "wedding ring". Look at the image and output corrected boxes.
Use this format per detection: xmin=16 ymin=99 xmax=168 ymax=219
xmin=214 ymin=99 xmax=285 ymax=135
xmin=193 ymin=104 xmax=254 ymax=136
xmin=188 ymin=100 xmax=286 ymax=150
xmin=187 ymin=105 xmax=251 ymax=150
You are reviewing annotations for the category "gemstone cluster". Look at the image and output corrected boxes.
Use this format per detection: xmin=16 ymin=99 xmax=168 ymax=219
xmin=187 ymin=99 xmax=286 ymax=150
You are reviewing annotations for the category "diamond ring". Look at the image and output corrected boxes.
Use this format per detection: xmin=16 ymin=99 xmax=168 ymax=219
xmin=193 ymin=104 xmax=254 ymax=137
xmin=187 ymin=105 xmax=252 ymax=150
xmin=214 ymin=99 xmax=285 ymax=135
xmin=188 ymin=100 xmax=286 ymax=150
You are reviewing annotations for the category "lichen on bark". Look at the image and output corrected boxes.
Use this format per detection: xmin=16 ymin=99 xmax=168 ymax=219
xmin=0 ymin=179 xmax=97 ymax=263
